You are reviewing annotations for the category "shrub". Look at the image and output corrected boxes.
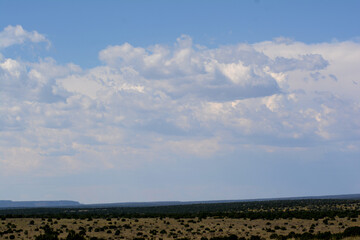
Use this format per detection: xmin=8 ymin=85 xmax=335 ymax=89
xmin=65 ymin=230 xmax=86 ymax=240
xmin=249 ymin=236 xmax=261 ymax=240
xmin=269 ymin=233 xmax=278 ymax=239
xmin=343 ymin=226 xmax=360 ymax=237
xmin=35 ymin=225 xmax=59 ymax=240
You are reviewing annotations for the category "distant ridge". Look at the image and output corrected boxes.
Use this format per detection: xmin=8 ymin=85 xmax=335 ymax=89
xmin=0 ymin=200 xmax=81 ymax=209
xmin=84 ymin=193 xmax=360 ymax=208
xmin=1 ymin=193 xmax=360 ymax=209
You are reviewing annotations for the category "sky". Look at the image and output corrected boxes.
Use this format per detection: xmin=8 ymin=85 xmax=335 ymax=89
xmin=0 ymin=0 xmax=360 ymax=204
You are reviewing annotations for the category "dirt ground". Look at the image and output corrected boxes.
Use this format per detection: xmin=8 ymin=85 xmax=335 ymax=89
xmin=1 ymin=216 xmax=360 ymax=239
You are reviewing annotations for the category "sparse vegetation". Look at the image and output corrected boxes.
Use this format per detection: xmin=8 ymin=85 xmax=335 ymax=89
xmin=0 ymin=199 xmax=360 ymax=239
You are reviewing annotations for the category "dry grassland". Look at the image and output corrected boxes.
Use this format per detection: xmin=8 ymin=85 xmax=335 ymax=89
xmin=1 ymin=216 xmax=360 ymax=239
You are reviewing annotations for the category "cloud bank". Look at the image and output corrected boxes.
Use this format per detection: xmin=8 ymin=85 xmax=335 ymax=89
xmin=1 ymin=26 xmax=360 ymax=177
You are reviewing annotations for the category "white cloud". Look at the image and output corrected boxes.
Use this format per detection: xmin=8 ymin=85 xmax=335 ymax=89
xmin=1 ymin=26 xmax=360 ymax=175
xmin=0 ymin=25 xmax=49 ymax=49
xmin=99 ymin=35 xmax=281 ymax=101
xmin=0 ymin=58 xmax=23 ymax=77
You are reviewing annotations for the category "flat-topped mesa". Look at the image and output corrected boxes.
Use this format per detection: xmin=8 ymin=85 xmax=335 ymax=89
xmin=0 ymin=200 xmax=81 ymax=208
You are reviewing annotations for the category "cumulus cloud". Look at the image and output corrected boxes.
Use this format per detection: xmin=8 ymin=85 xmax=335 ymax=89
xmin=0 ymin=25 xmax=49 ymax=49
xmin=99 ymin=35 xmax=281 ymax=101
xmin=1 ymin=25 xmax=360 ymax=175
xmin=271 ymin=54 xmax=329 ymax=72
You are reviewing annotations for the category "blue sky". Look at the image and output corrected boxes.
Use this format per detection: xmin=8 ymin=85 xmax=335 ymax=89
xmin=1 ymin=0 xmax=360 ymax=67
xmin=1 ymin=0 xmax=360 ymax=203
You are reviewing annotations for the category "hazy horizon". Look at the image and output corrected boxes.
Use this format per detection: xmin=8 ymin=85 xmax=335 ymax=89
xmin=1 ymin=0 xmax=360 ymax=204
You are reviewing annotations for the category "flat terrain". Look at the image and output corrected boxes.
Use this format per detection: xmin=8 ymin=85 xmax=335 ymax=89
xmin=1 ymin=216 xmax=360 ymax=239
xmin=1 ymin=199 xmax=360 ymax=239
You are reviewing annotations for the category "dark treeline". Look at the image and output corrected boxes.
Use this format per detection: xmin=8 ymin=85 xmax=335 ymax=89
xmin=0 ymin=199 xmax=359 ymax=220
